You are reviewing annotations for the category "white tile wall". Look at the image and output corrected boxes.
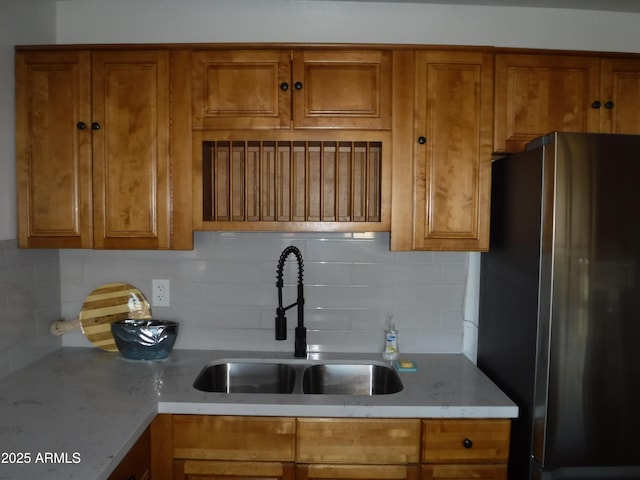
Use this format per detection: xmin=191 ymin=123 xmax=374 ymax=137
xmin=60 ymin=232 xmax=469 ymax=355
xmin=0 ymin=240 xmax=61 ymax=379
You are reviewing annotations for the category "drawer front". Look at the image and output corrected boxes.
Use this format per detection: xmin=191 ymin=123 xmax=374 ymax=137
xmin=298 ymin=463 xmax=420 ymax=480
xmin=172 ymin=415 xmax=296 ymax=461
xmin=297 ymin=418 xmax=421 ymax=465
xmin=422 ymin=420 xmax=510 ymax=464
xmin=421 ymin=464 xmax=507 ymax=480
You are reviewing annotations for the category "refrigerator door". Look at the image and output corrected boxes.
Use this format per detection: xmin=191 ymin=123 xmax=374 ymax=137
xmin=532 ymin=133 xmax=640 ymax=474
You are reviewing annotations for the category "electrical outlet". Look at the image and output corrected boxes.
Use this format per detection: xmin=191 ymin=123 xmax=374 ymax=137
xmin=152 ymin=279 xmax=170 ymax=307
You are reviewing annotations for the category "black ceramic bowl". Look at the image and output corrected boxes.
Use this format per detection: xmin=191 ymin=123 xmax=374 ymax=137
xmin=111 ymin=319 xmax=178 ymax=360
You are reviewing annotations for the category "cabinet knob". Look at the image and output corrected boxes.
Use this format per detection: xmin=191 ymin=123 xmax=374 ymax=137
xmin=91 ymin=122 xmax=101 ymax=131
xmin=605 ymin=101 xmax=615 ymax=109
xmin=418 ymin=136 xmax=427 ymax=144
xmin=76 ymin=122 xmax=87 ymax=130
xmin=294 ymin=81 xmax=303 ymax=90
xmin=280 ymin=82 xmax=289 ymax=91
xmin=591 ymin=100 xmax=602 ymax=109
xmin=463 ymin=438 xmax=473 ymax=449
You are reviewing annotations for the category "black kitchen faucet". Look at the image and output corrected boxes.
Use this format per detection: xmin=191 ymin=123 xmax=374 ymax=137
xmin=275 ymin=245 xmax=306 ymax=358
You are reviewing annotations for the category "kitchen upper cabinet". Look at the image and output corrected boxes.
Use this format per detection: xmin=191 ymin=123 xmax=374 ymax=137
xmin=391 ymin=50 xmax=493 ymax=251
xmin=193 ymin=131 xmax=390 ymax=232
xmin=191 ymin=49 xmax=391 ymax=130
xmin=16 ymin=48 xmax=182 ymax=249
xmin=494 ymin=53 xmax=640 ymax=153
xmin=16 ymin=50 xmax=93 ymax=248
xmin=599 ymin=57 xmax=640 ymax=134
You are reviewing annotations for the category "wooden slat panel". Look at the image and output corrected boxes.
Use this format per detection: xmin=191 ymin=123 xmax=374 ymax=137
xmin=202 ymin=139 xmax=383 ymax=226
xmin=297 ymin=418 xmax=421 ymax=465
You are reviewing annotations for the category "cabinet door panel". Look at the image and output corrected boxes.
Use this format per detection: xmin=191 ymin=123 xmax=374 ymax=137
xmin=421 ymin=464 xmax=507 ymax=480
xmin=92 ymin=50 xmax=170 ymax=249
xmin=297 ymin=464 xmax=420 ymax=480
xmin=413 ymin=50 xmax=493 ymax=251
xmin=172 ymin=415 xmax=296 ymax=462
xmin=174 ymin=460 xmax=295 ymax=480
xmin=422 ymin=420 xmax=510 ymax=464
xmin=494 ymin=53 xmax=600 ymax=152
xmin=192 ymin=50 xmax=291 ymax=130
xmin=293 ymin=50 xmax=391 ymax=129
xmin=600 ymin=58 xmax=640 ymax=134
xmin=297 ymin=418 xmax=421 ymax=464
xmin=16 ymin=50 xmax=92 ymax=248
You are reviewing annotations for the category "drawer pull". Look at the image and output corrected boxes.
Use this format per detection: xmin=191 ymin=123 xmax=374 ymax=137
xmin=463 ymin=438 xmax=473 ymax=449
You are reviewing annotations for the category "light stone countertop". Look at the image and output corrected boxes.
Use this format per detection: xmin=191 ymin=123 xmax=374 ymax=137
xmin=0 ymin=347 xmax=517 ymax=480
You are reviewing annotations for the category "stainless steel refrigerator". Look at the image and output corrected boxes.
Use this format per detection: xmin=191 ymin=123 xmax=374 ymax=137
xmin=478 ymin=132 xmax=640 ymax=480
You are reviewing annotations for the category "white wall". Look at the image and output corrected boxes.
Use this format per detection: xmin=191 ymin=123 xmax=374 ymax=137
xmin=56 ymin=0 xmax=640 ymax=52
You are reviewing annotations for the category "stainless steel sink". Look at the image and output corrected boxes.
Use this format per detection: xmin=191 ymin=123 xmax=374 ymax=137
xmin=302 ymin=363 xmax=403 ymax=395
xmin=193 ymin=359 xmax=404 ymax=395
xmin=193 ymin=361 xmax=297 ymax=393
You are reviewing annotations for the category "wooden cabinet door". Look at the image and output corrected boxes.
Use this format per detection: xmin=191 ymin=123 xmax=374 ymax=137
xmin=192 ymin=50 xmax=291 ymax=130
xmin=91 ymin=50 xmax=171 ymax=249
xmin=292 ymin=50 xmax=392 ymax=130
xmin=599 ymin=58 xmax=640 ymax=134
xmin=421 ymin=464 xmax=507 ymax=480
xmin=422 ymin=420 xmax=510 ymax=464
xmin=413 ymin=50 xmax=493 ymax=251
xmin=297 ymin=464 xmax=420 ymax=480
xmin=297 ymin=418 xmax=421 ymax=465
xmin=174 ymin=460 xmax=295 ymax=480
xmin=16 ymin=50 xmax=93 ymax=248
xmin=107 ymin=427 xmax=150 ymax=480
xmin=494 ymin=53 xmax=600 ymax=153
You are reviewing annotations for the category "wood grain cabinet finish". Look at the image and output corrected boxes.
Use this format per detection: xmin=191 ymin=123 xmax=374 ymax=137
xmin=151 ymin=416 xmax=510 ymax=480
xmin=16 ymin=49 xmax=175 ymax=249
xmin=494 ymin=53 xmax=640 ymax=153
xmin=194 ymin=131 xmax=390 ymax=232
xmin=107 ymin=427 xmax=150 ymax=480
xmin=421 ymin=420 xmax=510 ymax=480
xmin=391 ymin=49 xmax=493 ymax=252
xmin=191 ymin=49 xmax=391 ymax=130
xmin=16 ymin=50 xmax=93 ymax=248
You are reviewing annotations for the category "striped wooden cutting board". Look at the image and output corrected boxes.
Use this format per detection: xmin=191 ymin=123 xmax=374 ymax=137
xmin=78 ymin=282 xmax=152 ymax=351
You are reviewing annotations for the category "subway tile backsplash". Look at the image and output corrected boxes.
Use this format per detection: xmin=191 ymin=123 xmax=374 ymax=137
xmin=0 ymin=239 xmax=61 ymax=379
xmin=61 ymin=232 xmax=469 ymax=355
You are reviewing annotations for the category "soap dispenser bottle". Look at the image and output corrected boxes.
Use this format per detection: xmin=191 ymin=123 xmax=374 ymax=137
xmin=382 ymin=316 xmax=399 ymax=361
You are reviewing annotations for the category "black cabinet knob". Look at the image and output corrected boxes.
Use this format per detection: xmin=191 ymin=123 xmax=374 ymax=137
xmin=591 ymin=100 xmax=602 ymax=109
xmin=91 ymin=122 xmax=101 ymax=131
xmin=605 ymin=101 xmax=614 ymax=109
xmin=280 ymin=82 xmax=289 ymax=91
xmin=463 ymin=438 xmax=473 ymax=449
xmin=418 ymin=136 xmax=427 ymax=144
xmin=76 ymin=122 xmax=87 ymax=130
xmin=294 ymin=81 xmax=303 ymax=90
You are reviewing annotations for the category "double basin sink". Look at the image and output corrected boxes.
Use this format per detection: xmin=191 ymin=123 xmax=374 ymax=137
xmin=193 ymin=358 xmax=403 ymax=396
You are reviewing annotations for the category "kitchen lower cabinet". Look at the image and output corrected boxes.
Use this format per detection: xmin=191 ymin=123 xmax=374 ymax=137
xmin=297 ymin=464 xmax=420 ymax=480
xmin=421 ymin=420 xmax=510 ymax=480
xmin=151 ymin=416 xmax=510 ymax=480
xmin=108 ymin=427 xmax=150 ymax=480
xmin=173 ymin=460 xmax=295 ymax=480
